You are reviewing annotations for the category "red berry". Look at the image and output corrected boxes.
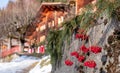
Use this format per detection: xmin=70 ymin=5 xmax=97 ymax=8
xmin=77 ymin=55 xmax=85 ymax=62
xmin=81 ymin=35 xmax=89 ymax=40
xmin=75 ymin=34 xmax=82 ymax=39
xmin=75 ymin=34 xmax=79 ymax=39
xmin=89 ymin=46 xmax=102 ymax=54
xmin=70 ymin=51 xmax=79 ymax=58
xmin=65 ymin=59 xmax=73 ymax=66
xmin=80 ymin=45 xmax=89 ymax=53
xmin=75 ymin=33 xmax=89 ymax=40
xmin=84 ymin=60 xmax=96 ymax=68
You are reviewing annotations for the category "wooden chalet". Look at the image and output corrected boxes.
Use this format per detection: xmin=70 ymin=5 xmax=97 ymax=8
xmin=25 ymin=2 xmax=69 ymax=45
xmin=25 ymin=0 xmax=96 ymax=46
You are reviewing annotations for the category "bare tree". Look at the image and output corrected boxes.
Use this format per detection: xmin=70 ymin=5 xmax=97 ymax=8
xmin=0 ymin=0 xmax=40 ymax=51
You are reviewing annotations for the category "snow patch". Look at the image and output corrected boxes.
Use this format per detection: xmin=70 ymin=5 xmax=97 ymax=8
xmin=29 ymin=56 xmax=52 ymax=73
xmin=0 ymin=56 xmax=40 ymax=73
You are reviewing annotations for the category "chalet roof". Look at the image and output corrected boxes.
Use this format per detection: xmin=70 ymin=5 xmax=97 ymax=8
xmin=36 ymin=2 xmax=68 ymax=19
xmin=39 ymin=2 xmax=68 ymax=11
xmin=40 ymin=2 xmax=67 ymax=5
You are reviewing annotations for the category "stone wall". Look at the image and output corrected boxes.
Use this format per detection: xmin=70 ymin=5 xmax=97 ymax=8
xmin=54 ymin=15 xmax=120 ymax=73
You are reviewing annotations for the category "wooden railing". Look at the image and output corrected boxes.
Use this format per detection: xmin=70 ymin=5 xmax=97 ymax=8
xmin=0 ymin=46 xmax=20 ymax=58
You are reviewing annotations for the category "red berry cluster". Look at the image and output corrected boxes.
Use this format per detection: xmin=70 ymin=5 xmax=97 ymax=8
xmin=77 ymin=55 xmax=85 ymax=62
xmin=89 ymin=46 xmax=102 ymax=54
xmin=70 ymin=51 xmax=85 ymax=62
xmin=80 ymin=45 xmax=102 ymax=54
xmin=65 ymin=45 xmax=102 ymax=68
xmin=70 ymin=51 xmax=79 ymax=58
xmin=75 ymin=29 xmax=89 ymax=40
xmin=65 ymin=59 xmax=73 ymax=66
xmin=75 ymin=34 xmax=89 ymax=40
xmin=80 ymin=45 xmax=89 ymax=53
xmin=84 ymin=60 xmax=96 ymax=68
xmin=64 ymin=31 xmax=102 ymax=69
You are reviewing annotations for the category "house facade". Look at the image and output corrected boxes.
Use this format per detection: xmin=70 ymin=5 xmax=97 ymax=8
xmin=25 ymin=0 xmax=96 ymax=47
xmin=25 ymin=2 xmax=69 ymax=45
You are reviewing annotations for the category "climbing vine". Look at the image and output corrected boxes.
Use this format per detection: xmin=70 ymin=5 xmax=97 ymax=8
xmin=47 ymin=30 xmax=63 ymax=66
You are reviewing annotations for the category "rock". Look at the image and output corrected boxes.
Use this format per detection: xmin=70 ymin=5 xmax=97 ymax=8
xmin=101 ymin=55 xmax=107 ymax=65
xmin=100 ymin=68 xmax=106 ymax=73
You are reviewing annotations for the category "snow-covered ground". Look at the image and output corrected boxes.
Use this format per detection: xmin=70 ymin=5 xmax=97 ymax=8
xmin=29 ymin=56 xmax=52 ymax=73
xmin=0 ymin=55 xmax=52 ymax=73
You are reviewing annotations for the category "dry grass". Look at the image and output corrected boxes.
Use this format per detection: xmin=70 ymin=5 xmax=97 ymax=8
xmin=16 ymin=62 xmax=38 ymax=73
xmin=40 ymin=57 xmax=51 ymax=68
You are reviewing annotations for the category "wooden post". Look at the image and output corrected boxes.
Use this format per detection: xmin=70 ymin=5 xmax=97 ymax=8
xmin=45 ymin=12 xmax=48 ymax=37
xmin=8 ymin=37 xmax=12 ymax=50
xmin=54 ymin=10 xmax=57 ymax=28
xmin=76 ymin=0 xmax=78 ymax=15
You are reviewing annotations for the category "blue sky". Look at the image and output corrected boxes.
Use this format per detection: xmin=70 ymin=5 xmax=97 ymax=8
xmin=0 ymin=0 xmax=9 ymax=8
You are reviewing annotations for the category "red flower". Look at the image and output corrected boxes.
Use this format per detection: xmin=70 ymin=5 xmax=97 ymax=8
xmin=89 ymin=46 xmax=102 ymax=54
xmin=65 ymin=59 xmax=73 ymax=66
xmin=84 ymin=60 xmax=96 ymax=68
xmin=80 ymin=45 xmax=89 ymax=53
xmin=77 ymin=55 xmax=85 ymax=62
xmin=70 ymin=51 xmax=79 ymax=58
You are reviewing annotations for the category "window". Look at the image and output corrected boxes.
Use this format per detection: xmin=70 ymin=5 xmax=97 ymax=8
xmin=36 ymin=27 xmax=39 ymax=32
xmin=40 ymin=25 xmax=46 ymax=31
xmin=52 ymin=21 xmax=54 ymax=27
xmin=40 ymin=35 xmax=45 ymax=42
xmin=58 ymin=16 xmax=64 ymax=27
xmin=61 ymin=16 xmax=64 ymax=22
xmin=48 ymin=22 xmax=51 ymax=28
xmin=58 ymin=17 xmax=61 ymax=24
